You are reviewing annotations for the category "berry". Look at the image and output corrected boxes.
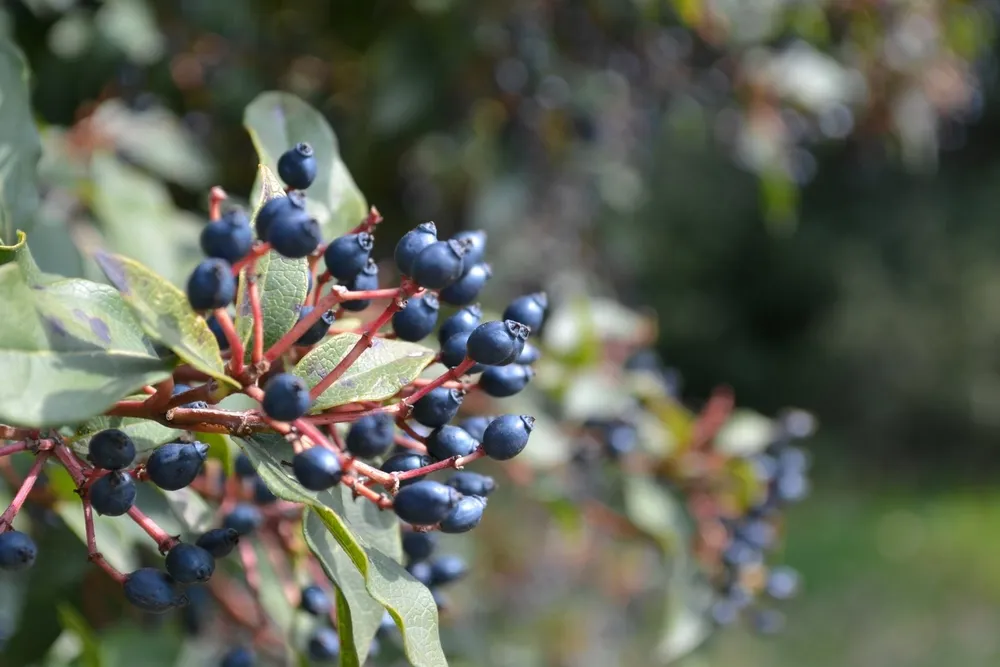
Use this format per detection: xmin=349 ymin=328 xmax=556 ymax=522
xmin=345 ymin=413 xmax=395 ymax=459
xmin=300 ymin=584 xmax=332 ymax=616
xmin=123 ymin=568 xmax=187 ymax=613
xmin=292 ymin=447 xmax=343 ymax=491
xmin=394 ymin=222 xmax=438 ymax=275
xmin=439 ymin=331 xmax=484 ymax=373
xmin=172 ymin=383 xmax=208 ymax=409
xmin=307 ymin=627 xmax=340 ymax=663
xmin=407 ymin=560 xmax=433 ymax=586
xmin=187 ymin=259 xmax=237 ymax=310
xmin=481 ymin=414 xmax=535 ymax=460
xmin=765 ymin=566 xmax=801 ymax=600
xmin=605 ymin=422 xmax=638 ymax=457
xmin=515 ymin=343 xmax=540 ymax=365
xmin=391 ymin=293 xmax=440 ymax=342
xmin=402 ymin=531 xmax=437 ymax=564
xmin=392 ymin=481 xmax=461 ymax=526
xmin=165 ymin=543 xmax=216 ymax=584
xmin=182 ymin=584 xmax=210 ymax=636
xmin=267 ymin=213 xmax=321 ymax=259
xmin=439 ymin=262 xmax=492 ymax=306
xmin=429 ymin=554 xmax=468 ymax=585
xmin=262 ymin=373 xmax=312 ymax=421
xmin=478 ymin=364 xmax=533 ymax=397
xmin=381 ymin=453 xmax=433 ymax=486
xmin=775 ymin=471 xmax=810 ymax=503
xmin=255 ymin=191 xmax=307 ymax=240
xmin=736 ymin=519 xmax=776 ymax=550
xmin=426 ymin=425 xmax=479 ymax=460
xmin=411 ymin=239 xmax=467 ymax=289
xmin=751 ymin=608 xmax=786 ymax=635
xmin=457 ymin=415 xmax=493 ymax=442
xmin=295 ymin=306 xmax=335 ymax=346
xmin=722 ymin=540 xmax=761 ymax=567
xmin=200 ymin=208 xmax=253 ymax=263
xmin=0 ymin=530 xmax=36 ymax=571
xmin=431 ymin=587 xmax=448 ymax=610
xmin=253 ymin=477 xmax=278 ymax=505
xmin=466 ymin=320 xmax=529 ymax=366
xmin=146 ymin=442 xmax=209 ymax=491
xmin=235 ymin=453 xmax=255 ymax=478
xmin=710 ymin=600 xmax=740 ymax=626
xmin=207 ymin=315 xmax=230 ymax=350
xmin=277 ymin=142 xmax=317 ymax=190
xmin=340 ymin=259 xmax=379 ymax=312
xmin=452 ymin=229 xmax=487 ymax=265
xmin=89 ymin=471 xmax=137 ymax=516
xmin=223 ymin=503 xmax=263 ymax=536
xmin=437 ymin=304 xmax=482 ymax=345
xmin=411 ymin=388 xmax=464 ymax=428
xmin=778 ymin=446 xmax=810 ymax=473
xmin=445 ymin=471 xmax=496 ymax=497
xmin=220 ymin=647 xmax=255 ymax=667
xmin=324 ymin=232 xmax=373 ymax=281
xmin=87 ymin=428 xmax=136 ymax=470
xmin=440 ymin=496 xmax=487 ymax=534
xmin=196 ymin=528 xmax=240 ymax=558
xmin=502 ymin=292 xmax=548 ymax=332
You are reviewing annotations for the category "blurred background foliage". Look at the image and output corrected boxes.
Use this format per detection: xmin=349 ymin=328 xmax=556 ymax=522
xmin=4 ymin=0 xmax=1000 ymax=665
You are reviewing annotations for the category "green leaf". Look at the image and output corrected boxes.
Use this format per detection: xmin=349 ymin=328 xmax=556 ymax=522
xmin=66 ymin=416 xmax=182 ymax=462
xmin=238 ymin=433 xmax=447 ymax=667
xmin=94 ymin=252 xmax=239 ymax=389
xmin=293 ymin=333 xmax=435 ymax=412
xmin=0 ymin=39 xmax=42 ymax=243
xmin=244 ymin=91 xmax=367 ymax=239
xmin=56 ymin=605 xmax=101 ymax=667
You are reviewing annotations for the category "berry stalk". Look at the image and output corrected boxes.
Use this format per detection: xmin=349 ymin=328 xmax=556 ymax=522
xmin=0 ymin=452 xmax=49 ymax=529
xmin=208 ymin=186 xmax=228 ymax=222
xmin=142 ymin=378 xmax=175 ymax=411
xmin=213 ymin=309 xmax=246 ymax=377
xmin=126 ymin=505 xmax=178 ymax=553
xmin=401 ymin=358 xmax=476 ymax=407
xmin=0 ymin=441 xmax=29 ymax=459
xmin=392 ymin=447 xmax=486 ymax=484
xmin=246 ymin=255 xmax=266 ymax=365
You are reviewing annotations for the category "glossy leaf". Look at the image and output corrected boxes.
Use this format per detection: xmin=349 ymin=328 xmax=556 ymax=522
xmin=67 ymin=415 xmax=182 ymax=462
xmin=0 ymin=39 xmax=42 ymax=243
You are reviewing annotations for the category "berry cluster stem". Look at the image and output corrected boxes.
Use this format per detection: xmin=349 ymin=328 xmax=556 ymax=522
xmin=0 ymin=441 xmax=30 ymax=458
xmin=142 ymin=378 xmax=175 ymax=411
xmin=0 ymin=452 xmax=49 ymax=530
xmin=214 ymin=309 xmax=246 ymax=377
xmin=238 ymin=539 xmax=267 ymax=629
xmin=127 ymin=505 xmax=179 ymax=553
xmin=393 ymin=447 xmax=487 ymax=483
xmin=82 ymin=499 xmax=126 ymax=583
xmin=401 ymin=358 xmax=476 ymax=407
xmin=246 ymin=255 xmax=266 ymax=365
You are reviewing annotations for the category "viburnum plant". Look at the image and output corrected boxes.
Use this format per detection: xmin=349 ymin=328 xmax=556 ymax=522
xmin=0 ymin=87 xmax=545 ymax=666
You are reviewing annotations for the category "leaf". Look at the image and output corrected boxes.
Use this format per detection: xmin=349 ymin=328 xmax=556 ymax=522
xmin=293 ymin=333 xmax=435 ymax=412
xmin=244 ymin=91 xmax=367 ymax=239
xmin=158 ymin=486 xmax=215 ymax=535
xmin=239 ymin=433 xmax=447 ymax=667
xmin=94 ymin=252 xmax=239 ymax=388
xmin=197 ymin=431 xmax=237 ymax=477
xmin=67 ymin=416 xmax=182 ymax=462
xmin=0 ymin=39 xmax=42 ymax=243
xmin=56 ymin=605 xmax=102 ymax=667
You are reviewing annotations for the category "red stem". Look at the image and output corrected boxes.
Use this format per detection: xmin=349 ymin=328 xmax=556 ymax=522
xmin=126 ymin=506 xmax=178 ymax=553
xmin=142 ymin=378 xmax=175 ymax=411
xmin=350 ymin=206 xmax=383 ymax=234
xmin=395 ymin=419 xmax=426 ymax=442
xmin=83 ymin=500 xmax=126 ymax=584
xmin=0 ymin=441 xmax=29 ymax=458
xmin=401 ymin=359 xmax=475 ymax=407
xmin=238 ymin=539 xmax=266 ymax=629
xmin=341 ymin=475 xmax=393 ymax=508
xmin=392 ymin=447 xmax=486 ymax=483
xmin=393 ymin=434 xmax=428 ymax=454
xmin=214 ymin=309 xmax=245 ymax=377
xmin=209 ymin=186 xmax=227 ymax=222
xmin=164 ymin=382 xmax=214 ymax=410
xmin=246 ymin=257 xmax=265 ymax=365
xmin=0 ymin=453 xmax=49 ymax=529
xmin=231 ymin=243 xmax=271 ymax=275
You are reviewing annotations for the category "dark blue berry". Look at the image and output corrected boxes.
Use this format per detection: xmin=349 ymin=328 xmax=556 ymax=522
xmin=252 ymin=477 xmax=278 ymax=504
xmin=425 ymin=425 xmax=479 ymax=460
xmin=439 ymin=331 xmax=484 ymax=373
xmin=711 ymin=600 xmax=740 ymax=626
xmin=0 ymin=530 xmax=36 ymax=571
xmin=200 ymin=208 xmax=253 ymax=263
xmin=207 ymin=315 xmax=230 ymax=350
xmin=438 ymin=263 xmax=492 ymax=306
xmin=481 ymin=414 xmax=534 ymax=460
xmin=307 ymin=627 xmax=340 ymax=663
xmin=340 ymin=259 xmax=379 ymax=312
xmin=736 ymin=519 xmax=776 ymax=550
xmin=187 ymin=259 xmax=237 ymax=310
xmin=292 ymin=447 xmax=343 ymax=491
xmin=515 ymin=343 xmax=540 ymax=365
xmin=223 ymin=503 xmax=263 ymax=536
xmin=605 ymin=422 xmax=638 ymax=457
xmin=478 ymin=364 xmax=533 ymax=397
xmin=765 ymin=567 xmax=801 ymax=600
xmin=440 ymin=496 xmax=487 ymax=534
xmin=437 ymin=304 xmax=482 ymax=345
xmin=452 ymin=229 xmax=487 ymax=265
xmin=220 ymin=646 xmax=255 ymax=667
xmin=235 ymin=452 xmax=255 ymax=478
xmin=751 ymin=608 xmax=786 ymax=635
xmin=502 ymin=292 xmax=548 ymax=332
xmin=394 ymin=222 xmax=438 ymax=275
xmin=182 ymin=584 xmax=210 ymax=636
xmin=411 ymin=239 xmax=467 ymax=290
xmin=457 ymin=415 xmax=493 ymax=442
xmin=324 ymin=232 xmax=373 ymax=281
xmin=392 ymin=481 xmax=460 ymax=526
xmin=300 ymin=584 xmax=332 ymax=616
xmin=295 ymin=306 xmax=335 ymax=346
xmin=267 ymin=214 xmax=321 ymax=259
xmin=89 ymin=471 xmax=137 ymax=516
xmin=775 ymin=471 xmax=810 ymax=503
xmin=262 ymin=373 xmax=312 ymax=421
xmin=445 ymin=471 xmax=496 ymax=497
xmin=392 ymin=293 xmax=440 ymax=342
xmin=722 ymin=540 xmax=761 ymax=567
xmin=123 ymin=567 xmax=188 ymax=613
xmin=407 ymin=560 xmax=433 ymax=586
xmin=146 ymin=442 xmax=209 ymax=491
xmin=411 ymin=387 xmax=464 ymax=428
xmin=196 ymin=528 xmax=240 ymax=558
xmin=778 ymin=446 xmax=810 ymax=473
xmin=381 ymin=453 xmax=433 ymax=486
xmin=402 ymin=531 xmax=437 ymax=564
xmin=429 ymin=554 xmax=468 ymax=585
xmin=255 ymin=191 xmax=307 ymax=240
xmin=345 ymin=413 xmax=394 ymax=459
xmin=277 ymin=142 xmax=317 ymax=190
xmin=171 ymin=382 xmax=208 ymax=410
xmin=87 ymin=428 xmax=136 ymax=470
xmin=467 ymin=320 xmax=529 ymax=366
xmin=165 ymin=543 xmax=216 ymax=584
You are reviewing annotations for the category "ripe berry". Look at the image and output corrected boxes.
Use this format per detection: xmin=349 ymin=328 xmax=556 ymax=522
xmin=187 ymin=259 xmax=237 ymax=310
xmin=340 ymin=258 xmax=380 ymax=312
xmin=220 ymin=646 xmax=255 ymax=667
xmin=711 ymin=600 xmax=740 ymax=626
xmin=765 ymin=566 xmax=801 ymax=600
xmin=503 ymin=292 xmax=548 ymax=332
xmin=429 ymin=554 xmax=468 ymax=585
xmin=207 ymin=315 xmax=230 ymax=350
xmin=345 ymin=413 xmax=394 ymax=459
xmin=411 ymin=387 xmax=464 ymax=428
xmin=224 ymin=503 xmax=263 ymax=536
xmin=292 ymin=447 xmax=343 ymax=491
xmin=123 ymin=567 xmax=187 ymax=613
xmin=255 ymin=191 xmax=307 ymax=240
xmin=437 ymin=304 xmax=482 ymax=345
xmin=267 ymin=213 xmax=321 ymax=259
xmin=277 ymin=142 xmax=317 ymax=190
xmin=196 ymin=528 xmax=240 ymax=558
xmin=262 ymin=373 xmax=312 ymax=421
xmin=0 ymin=530 xmax=36 ymax=571
xmin=200 ymin=208 xmax=253 ymax=263
xmin=457 ymin=415 xmax=493 ymax=442
xmin=426 ymin=425 xmax=478 ymax=460
xmin=324 ymin=232 xmax=373 ymax=281
xmin=445 ymin=471 xmax=496 ymax=497
xmin=722 ymin=540 xmax=761 ymax=567
xmin=481 ymin=414 xmax=535 ymax=460
xmin=87 ymin=428 xmax=136 ymax=470
xmin=440 ymin=496 xmax=487 ymax=534
xmin=775 ymin=471 xmax=810 ymax=503
xmin=295 ymin=306 xmax=335 ymax=346
xmin=467 ymin=320 xmax=529 ymax=366
xmin=253 ymin=477 xmax=278 ymax=505
xmin=407 ymin=560 xmax=433 ymax=586
xmin=146 ymin=442 xmax=209 ymax=491
xmin=392 ymin=481 xmax=461 ymax=526
xmin=381 ymin=453 xmax=433 ymax=486
xmin=439 ymin=331 xmax=484 ymax=374
xmin=515 ymin=343 xmax=540 ymax=365
xmin=89 ymin=471 xmax=137 ymax=516
xmin=300 ymin=584 xmax=332 ymax=616
xmin=392 ymin=293 xmax=440 ymax=342
xmin=308 ymin=627 xmax=340 ymax=663
xmin=394 ymin=222 xmax=438 ymax=276
xmin=478 ymin=364 xmax=533 ymax=397
xmin=411 ymin=239 xmax=467 ymax=289
xmin=736 ymin=519 xmax=776 ymax=550
xmin=452 ymin=229 xmax=487 ymax=265
xmin=402 ymin=531 xmax=437 ymax=564
xmin=439 ymin=263 xmax=492 ymax=306
xmin=235 ymin=452 xmax=255 ymax=478
xmin=171 ymin=383 xmax=208 ymax=409
xmin=182 ymin=584 xmax=209 ymax=636
xmin=165 ymin=543 xmax=216 ymax=584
